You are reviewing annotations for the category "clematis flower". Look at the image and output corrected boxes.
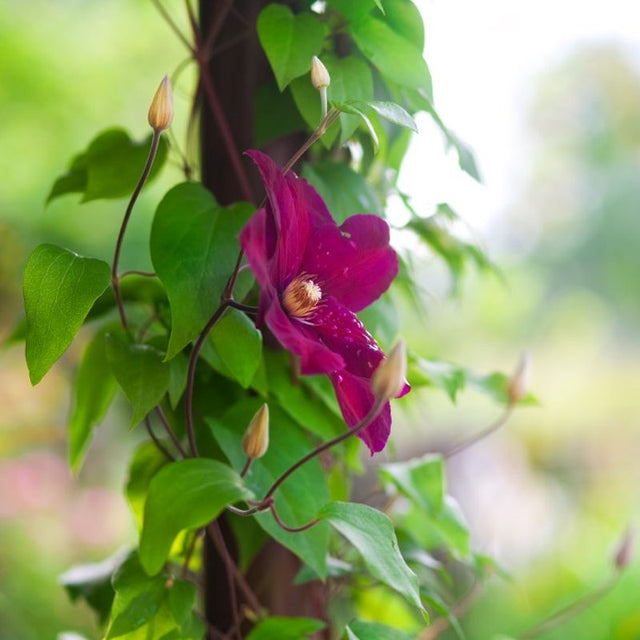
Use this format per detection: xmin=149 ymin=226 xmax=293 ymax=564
xmin=240 ymin=151 xmax=408 ymax=454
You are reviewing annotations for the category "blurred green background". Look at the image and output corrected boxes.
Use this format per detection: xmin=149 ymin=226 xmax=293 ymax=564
xmin=1 ymin=1 xmax=639 ymax=639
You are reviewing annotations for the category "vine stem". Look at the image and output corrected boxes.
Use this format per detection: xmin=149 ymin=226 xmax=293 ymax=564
xmin=185 ymin=301 xmax=230 ymax=457
xmin=262 ymin=398 xmax=385 ymax=502
xmin=444 ymin=406 xmax=514 ymax=459
xmin=185 ymin=1 xmax=255 ymax=203
xmin=517 ymin=574 xmax=619 ymax=639
xmin=111 ymin=130 xmax=161 ymax=330
xmin=207 ymin=522 xmax=263 ymax=619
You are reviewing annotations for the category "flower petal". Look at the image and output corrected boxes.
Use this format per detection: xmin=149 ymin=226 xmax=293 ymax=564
xmin=311 ymin=297 xmax=384 ymax=378
xmin=330 ymin=369 xmax=392 ymax=454
xmin=264 ymin=297 xmax=345 ymax=375
xmin=240 ymin=207 xmax=272 ymax=292
xmin=302 ymin=214 xmax=398 ymax=312
xmin=246 ymin=150 xmax=310 ymax=286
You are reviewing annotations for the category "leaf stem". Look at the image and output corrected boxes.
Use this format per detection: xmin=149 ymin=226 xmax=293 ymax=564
xmin=111 ymin=130 xmax=161 ymax=330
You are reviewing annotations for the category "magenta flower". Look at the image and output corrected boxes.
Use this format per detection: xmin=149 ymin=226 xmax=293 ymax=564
xmin=240 ymin=151 xmax=408 ymax=454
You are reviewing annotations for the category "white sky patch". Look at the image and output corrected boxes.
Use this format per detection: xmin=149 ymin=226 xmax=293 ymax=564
xmin=403 ymin=0 xmax=640 ymax=236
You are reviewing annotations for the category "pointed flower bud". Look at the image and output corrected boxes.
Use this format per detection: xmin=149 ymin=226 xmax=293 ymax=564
xmin=311 ymin=56 xmax=330 ymax=90
xmin=507 ymin=351 xmax=531 ymax=405
xmin=613 ymin=525 xmax=635 ymax=570
xmin=372 ymin=340 xmax=407 ymax=402
xmin=148 ymin=75 xmax=174 ymax=132
xmin=242 ymin=403 xmax=270 ymax=459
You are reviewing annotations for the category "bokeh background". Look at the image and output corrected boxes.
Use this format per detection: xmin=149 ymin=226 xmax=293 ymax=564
xmin=1 ymin=1 xmax=639 ymax=638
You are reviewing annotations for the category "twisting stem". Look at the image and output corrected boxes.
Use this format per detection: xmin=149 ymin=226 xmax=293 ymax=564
xmin=444 ymin=406 xmax=514 ymax=459
xmin=155 ymin=406 xmax=188 ymax=459
xmin=207 ymin=522 xmax=264 ymax=619
xmin=111 ymin=130 xmax=161 ymax=330
xmin=144 ymin=416 xmax=175 ymax=461
xmin=263 ymin=399 xmax=385 ymax=502
xmin=269 ymin=502 xmax=319 ymax=533
xmin=185 ymin=302 xmax=230 ymax=457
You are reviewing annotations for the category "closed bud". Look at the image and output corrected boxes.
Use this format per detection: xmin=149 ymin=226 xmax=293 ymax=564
xmin=242 ymin=404 xmax=269 ymax=459
xmin=148 ymin=75 xmax=174 ymax=132
xmin=311 ymin=56 xmax=330 ymax=90
xmin=372 ymin=340 xmax=407 ymax=402
xmin=507 ymin=351 xmax=531 ymax=405
xmin=613 ymin=525 xmax=635 ymax=570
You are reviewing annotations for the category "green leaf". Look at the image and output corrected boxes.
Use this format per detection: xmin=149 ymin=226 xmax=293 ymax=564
xmin=208 ymin=399 xmax=330 ymax=579
xmin=247 ymin=617 xmax=325 ymax=640
xmin=47 ymin=128 xmax=168 ymax=203
xmin=207 ymin=308 xmax=262 ymax=388
xmin=364 ymin=100 xmax=418 ymax=132
xmin=23 ymin=244 xmax=111 ymax=384
xmin=408 ymin=356 xmax=467 ymax=402
xmin=400 ymin=498 xmax=471 ymax=560
xmin=302 ymin=162 xmax=383 ymax=224
xmin=383 ymin=0 xmax=424 ymax=50
xmin=333 ymin=101 xmax=379 ymax=150
xmin=105 ymin=332 xmax=170 ymax=426
xmin=150 ymin=182 xmax=253 ymax=360
xmin=60 ymin=549 xmax=128 ymax=626
xmin=257 ymin=4 xmax=326 ymax=91
xmin=350 ymin=16 xmax=431 ymax=96
xmin=106 ymin=553 xmax=203 ymax=639
xmin=319 ymin=502 xmax=423 ymax=610
xmin=68 ymin=327 xmax=118 ymax=472
xmin=139 ymin=458 xmax=252 ymax=575
xmin=380 ymin=454 xmax=445 ymax=513
xmin=255 ymin=82 xmax=306 ymax=147
xmin=264 ymin=350 xmax=343 ymax=440
xmin=330 ymin=0 xmax=384 ymax=24
xmin=168 ymin=352 xmax=189 ymax=409
xmin=126 ymin=441 xmax=170 ymax=531
xmin=345 ymin=620 xmax=414 ymax=640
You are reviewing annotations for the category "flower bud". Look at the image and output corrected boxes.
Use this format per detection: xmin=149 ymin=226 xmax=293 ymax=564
xmin=507 ymin=351 xmax=531 ymax=405
xmin=613 ymin=525 xmax=635 ymax=570
xmin=242 ymin=404 xmax=269 ymax=459
xmin=310 ymin=56 xmax=330 ymax=90
xmin=148 ymin=75 xmax=174 ymax=132
xmin=372 ymin=340 xmax=407 ymax=402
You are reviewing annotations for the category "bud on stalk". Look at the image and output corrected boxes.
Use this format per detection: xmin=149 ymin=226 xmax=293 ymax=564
xmin=148 ymin=75 xmax=174 ymax=132
xmin=242 ymin=404 xmax=270 ymax=460
xmin=507 ymin=351 xmax=531 ymax=405
xmin=372 ymin=340 xmax=407 ymax=402
xmin=311 ymin=56 xmax=330 ymax=89
xmin=613 ymin=525 xmax=635 ymax=570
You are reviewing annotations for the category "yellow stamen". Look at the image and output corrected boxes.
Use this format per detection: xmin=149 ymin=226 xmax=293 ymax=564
xmin=282 ymin=275 xmax=322 ymax=318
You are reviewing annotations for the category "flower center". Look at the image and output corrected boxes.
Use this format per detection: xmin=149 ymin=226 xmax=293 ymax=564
xmin=282 ymin=275 xmax=322 ymax=318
